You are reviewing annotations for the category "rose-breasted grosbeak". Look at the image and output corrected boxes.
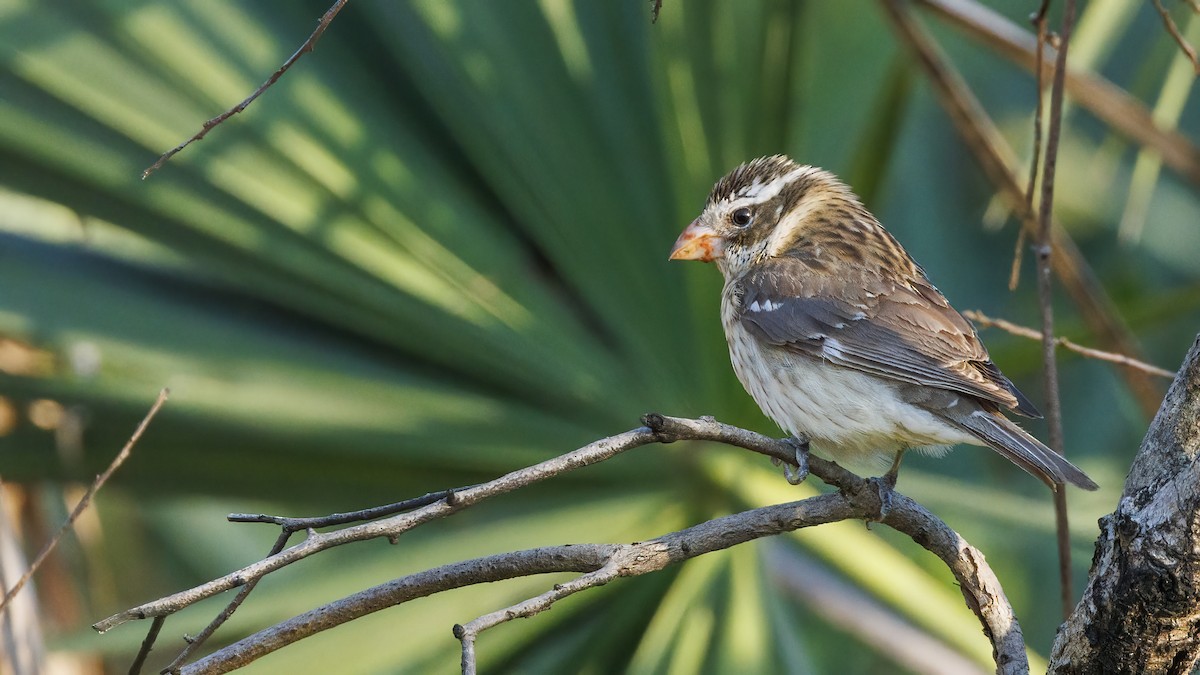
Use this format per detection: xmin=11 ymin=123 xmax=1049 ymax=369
xmin=670 ymin=155 xmax=1097 ymax=492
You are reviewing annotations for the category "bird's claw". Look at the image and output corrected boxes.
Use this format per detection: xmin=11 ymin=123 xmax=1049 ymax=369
xmin=862 ymin=461 xmax=903 ymax=525
xmin=782 ymin=437 xmax=810 ymax=485
xmin=862 ymin=451 xmax=905 ymax=525
xmin=864 ymin=476 xmax=896 ymax=523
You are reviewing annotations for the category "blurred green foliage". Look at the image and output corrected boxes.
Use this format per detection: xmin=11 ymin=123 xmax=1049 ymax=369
xmin=1 ymin=0 xmax=1197 ymax=672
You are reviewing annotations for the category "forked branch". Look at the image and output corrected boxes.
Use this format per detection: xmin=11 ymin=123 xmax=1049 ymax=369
xmin=96 ymin=415 xmax=1025 ymax=675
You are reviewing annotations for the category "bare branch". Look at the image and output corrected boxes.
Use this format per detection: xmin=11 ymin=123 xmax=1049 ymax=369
xmin=879 ymin=0 xmax=1165 ymax=419
xmin=93 ymin=422 xmax=661 ymax=634
xmin=227 ymin=487 xmax=472 ymax=530
xmin=158 ymin=531 xmax=293 ymax=675
xmin=917 ymin=0 xmax=1200 ymax=188
xmin=1153 ymin=0 xmax=1200 ymax=75
xmin=140 ymin=0 xmax=350 ymax=179
xmin=128 ymin=616 xmax=164 ymax=675
xmin=455 ymin=549 xmax=648 ymax=675
xmin=1010 ymin=4 xmax=1050 ymax=291
xmin=184 ymin=544 xmax=620 ymax=675
xmin=99 ymin=415 xmax=1025 ymax=675
xmin=1034 ymin=0 xmax=1077 ymax=621
xmin=148 ymin=487 xmax=485 ymax=668
xmin=1006 ymin=225 xmax=1027 ymax=291
xmin=0 ymin=388 xmax=168 ymax=612
xmin=181 ymin=488 xmax=1019 ymax=674
xmin=964 ymin=310 xmax=1176 ymax=378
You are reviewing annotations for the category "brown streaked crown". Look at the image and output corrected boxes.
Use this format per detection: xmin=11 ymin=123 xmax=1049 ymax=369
xmin=710 ymin=155 xmax=923 ymax=280
xmin=707 ymin=155 xmax=801 ymax=205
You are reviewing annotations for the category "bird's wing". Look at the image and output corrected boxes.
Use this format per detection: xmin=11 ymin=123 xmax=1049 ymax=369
xmin=736 ymin=257 xmax=1040 ymax=417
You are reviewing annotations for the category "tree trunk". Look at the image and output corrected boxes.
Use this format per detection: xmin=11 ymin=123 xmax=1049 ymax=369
xmin=1050 ymin=335 xmax=1200 ymax=674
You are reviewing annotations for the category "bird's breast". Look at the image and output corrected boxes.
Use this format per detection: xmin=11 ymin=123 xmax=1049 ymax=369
xmin=719 ymin=285 xmax=975 ymax=470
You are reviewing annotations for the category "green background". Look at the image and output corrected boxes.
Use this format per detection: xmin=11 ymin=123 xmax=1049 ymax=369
xmin=1 ymin=1 xmax=1197 ymax=672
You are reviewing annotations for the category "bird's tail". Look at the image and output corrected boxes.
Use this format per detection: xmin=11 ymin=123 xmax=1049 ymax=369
xmin=951 ymin=410 xmax=1098 ymax=491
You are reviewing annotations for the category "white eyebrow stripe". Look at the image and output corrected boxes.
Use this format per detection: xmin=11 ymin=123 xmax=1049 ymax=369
xmin=735 ymin=166 xmax=811 ymax=203
xmin=740 ymin=179 xmax=766 ymax=199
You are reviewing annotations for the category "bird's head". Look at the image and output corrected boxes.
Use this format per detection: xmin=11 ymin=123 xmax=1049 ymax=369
xmin=669 ymin=155 xmax=903 ymax=279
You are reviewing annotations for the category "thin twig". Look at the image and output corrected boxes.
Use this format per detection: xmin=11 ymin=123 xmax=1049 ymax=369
xmin=157 ymin=483 xmax=484 ymax=670
xmin=188 ymin=488 xmax=1021 ymax=675
xmin=141 ymin=0 xmax=350 ymax=179
xmin=1007 ymin=226 xmax=1028 ymax=291
xmin=174 ymin=416 xmax=1024 ymax=675
xmin=916 ymin=0 xmax=1200 ymax=188
xmin=128 ymin=616 xmax=165 ymax=675
xmin=187 ymin=544 xmax=619 ymax=675
xmin=94 ymin=419 xmax=691 ymax=633
xmin=1011 ymin=3 xmax=1050 ymax=291
xmin=1154 ymin=0 xmax=1200 ymax=75
xmin=456 ymin=554 xmax=630 ymax=675
xmin=0 ymin=388 xmax=169 ymax=612
xmin=1031 ymin=0 xmax=1051 ymax=23
xmin=160 ymin=531 xmax=293 ymax=675
xmin=650 ymin=0 xmax=663 ymax=23
xmin=964 ymin=310 xmax=1175 ymax=378
xmin=881 ymin=0 xmax=1165 ymax=418
xmin=99 ymin=415 xmax=1026 ymax=675
xmin=227 ymin=487 xmax=477 ymax=531
xmin=1035 ymin=0 xmax=1077 ymax=621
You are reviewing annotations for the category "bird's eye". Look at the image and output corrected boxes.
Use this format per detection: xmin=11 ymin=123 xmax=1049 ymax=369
xmin=731 ymin=208 xmax=753 ymax=228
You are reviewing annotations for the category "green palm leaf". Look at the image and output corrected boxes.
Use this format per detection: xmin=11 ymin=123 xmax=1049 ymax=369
xmin=1 ymin=1 xmax=1195 ymax=672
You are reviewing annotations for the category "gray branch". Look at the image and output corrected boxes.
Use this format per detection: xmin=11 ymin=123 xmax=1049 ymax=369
xmin=1050 ymin=336 xmax=1200 ymax=672
xmin=95 ymin=415 xmax=1027 ymax=674
xmin=94 ymin=426 xmax=659 ymax=634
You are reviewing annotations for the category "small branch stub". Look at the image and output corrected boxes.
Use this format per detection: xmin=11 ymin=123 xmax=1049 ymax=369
xmin=640 ymin=412 xmax=674 ymax=442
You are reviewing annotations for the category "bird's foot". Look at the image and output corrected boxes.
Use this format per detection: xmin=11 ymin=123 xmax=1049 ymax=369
xmin=781 ymin=437 xmax=810 ymax=485
xmin=864 ymin=474 xmax=897 ymax=523
xmin=863 ymin=453 xmax=904 ymax=524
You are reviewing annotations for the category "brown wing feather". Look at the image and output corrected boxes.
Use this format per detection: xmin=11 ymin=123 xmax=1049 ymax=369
xmin=736 ymin=257 xmax=1040 ymax=417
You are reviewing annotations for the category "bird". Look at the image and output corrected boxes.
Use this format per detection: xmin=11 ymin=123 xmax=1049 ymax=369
xmin=669 ymin=155 xmax=1097 ymax=496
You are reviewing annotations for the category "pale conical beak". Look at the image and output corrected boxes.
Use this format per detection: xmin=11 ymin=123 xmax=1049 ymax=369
xmin=668 ymin=220 xmax=724 ymax=262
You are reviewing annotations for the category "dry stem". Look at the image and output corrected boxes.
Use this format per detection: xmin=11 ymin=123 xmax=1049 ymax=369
xmin=965 ymin=310 xmax=1175 ymax=378
xmin=1153 ymin=0 xmax=1200 ymax=75
xmin=0 ymin=388 xmax=168 ymax=613
xmin=141 ymin=0 xmax=350 ymax=179
xmin=1032 ymin=0 xmax=1077 ymax=619
xmin=96 ymin=415 xmax=1025 ymax=675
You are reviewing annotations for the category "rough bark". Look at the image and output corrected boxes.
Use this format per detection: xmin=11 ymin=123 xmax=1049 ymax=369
xmin=1050 ymin=335 xmax=1200 ymax=673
